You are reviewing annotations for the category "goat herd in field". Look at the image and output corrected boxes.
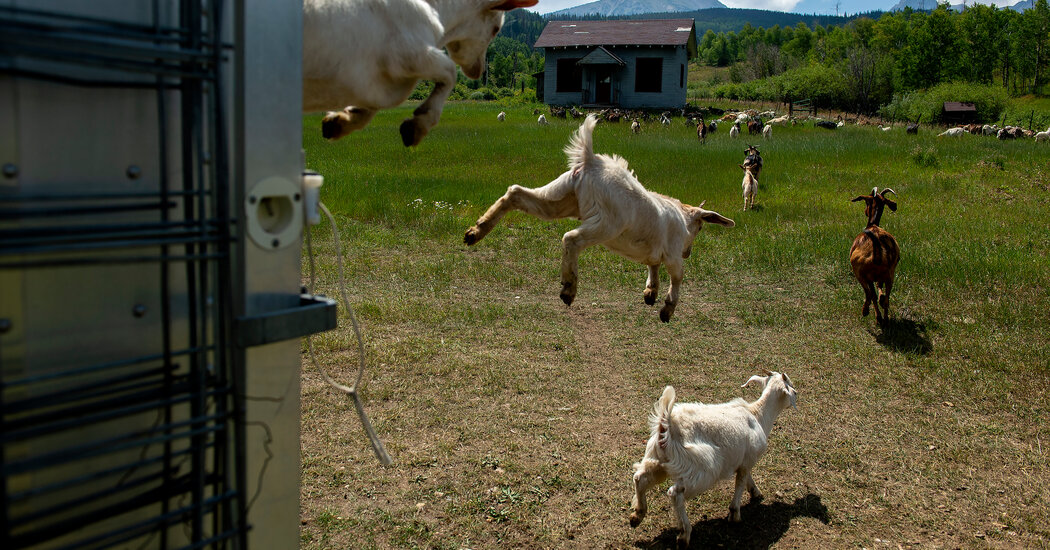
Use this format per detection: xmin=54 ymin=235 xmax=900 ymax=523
xmin=301 ymin=0 xmax=909 ymax=544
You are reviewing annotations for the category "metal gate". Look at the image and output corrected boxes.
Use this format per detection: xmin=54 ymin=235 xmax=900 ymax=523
xmin=1 ymin=1 xmax=322 ymax=548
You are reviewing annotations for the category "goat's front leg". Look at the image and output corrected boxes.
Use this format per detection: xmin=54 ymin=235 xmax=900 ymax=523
xmin=729 ymin=468 xmax=750 ymax=522
xmin=746 ymin=472 xmax=763 ymax=502
xmin=668 ymin=485 xmax=691 ymax=549
xmin=560 ymin=220 xmax=618 ymax=306
xmin=399 ymin=47 xmax=457 ymax=147
xmin=659 ymin=260 xmax=684 ymax=322
xmin=643 ymin=265 xmax=660 ymax=306
xmin=879 ymin=277 xmax=894 ymax=322
xmin=321 ymin=107 xmax=377 ymax=141
xmin=629 ymin=455 xmax=667 ymax=527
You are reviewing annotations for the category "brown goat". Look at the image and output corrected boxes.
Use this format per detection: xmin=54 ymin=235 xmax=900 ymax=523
xmin=697 ymin=118 xmax=707 ymax=144
xmin=849 ymin=187 xmax=899 ymax=323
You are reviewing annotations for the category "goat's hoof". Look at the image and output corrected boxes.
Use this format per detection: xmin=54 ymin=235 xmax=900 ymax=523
xmin=643 ymin=292 xmax=656 ymax=306
xmin=659 ymin=305 xmax=674 ymax=323
xmin=464 ymin=227 xmax=480 ymax=245
xmin=560 ymin=292 xmax=575 ymax=306
xmin=629 ymin=513 xmax=643 ymax=528
xmin=676 ymin=536 xmax=690 ymax=549
xmin=321 ymin=113 xmax=348 ymax=140
xmin=399 ymin=118 xmax=426 ymax=147
xmin=862 ymin=306 xmax=870 ymax=317
xmin=728 ymin=507 xmax=742 ymax=522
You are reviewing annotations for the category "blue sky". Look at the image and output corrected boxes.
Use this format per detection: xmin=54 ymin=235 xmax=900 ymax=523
xmin=533 ymin=0 xmax=1021 ymax=15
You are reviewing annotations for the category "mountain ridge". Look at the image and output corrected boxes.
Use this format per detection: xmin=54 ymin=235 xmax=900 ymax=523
xmin=550 ymin=0 xmax=726 ymax=17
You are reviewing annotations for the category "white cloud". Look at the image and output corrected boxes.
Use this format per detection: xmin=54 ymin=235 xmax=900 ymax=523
xmin=719 ymin=0 xmax=802 ymax=10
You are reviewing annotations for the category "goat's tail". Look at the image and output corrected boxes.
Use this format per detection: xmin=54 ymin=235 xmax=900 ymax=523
xmin=564 ymin=114 xmax=598 ymax=172
xmin=649 ymin=386 xmax=677 ymax=457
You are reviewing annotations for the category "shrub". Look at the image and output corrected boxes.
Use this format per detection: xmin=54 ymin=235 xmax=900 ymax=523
xmin=468 ymin=87 xmax=497 ymax=101
xmin=496 ymin=89 xmax=538 ymax=106
xmin=879 ymin=82 xmax=1007 ymax=124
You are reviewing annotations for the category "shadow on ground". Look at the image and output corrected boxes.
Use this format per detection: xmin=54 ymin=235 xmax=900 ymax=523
xmin=636 ymin=494 xmax=829 ymax=549
xmin=870 ymin=310 xmax=934 ymax=355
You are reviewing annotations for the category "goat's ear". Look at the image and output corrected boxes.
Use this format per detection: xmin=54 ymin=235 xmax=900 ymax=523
xmin=850 ymin=195 xmax=869 ymax=203
xmin=699 ymin=210 xmax=735 ymax=227
xmin=884 ymin=198 xmax=897 ymax=212
xmin=742 ymin=375 xmax=768 ymax=389
xmin=490 ymin=0 xmax=538 ymax=10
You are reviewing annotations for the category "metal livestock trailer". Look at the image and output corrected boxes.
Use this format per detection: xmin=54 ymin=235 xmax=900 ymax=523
xmin=1 ymin=1 xmax=332 ymax=548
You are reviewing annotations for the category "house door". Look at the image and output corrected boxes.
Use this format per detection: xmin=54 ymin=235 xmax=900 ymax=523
xmin=594 ymin=68 xmax=612 ymax=104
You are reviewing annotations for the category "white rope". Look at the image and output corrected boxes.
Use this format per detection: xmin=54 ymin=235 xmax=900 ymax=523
xmin=305 ymin=202 xmax=393 ymax=467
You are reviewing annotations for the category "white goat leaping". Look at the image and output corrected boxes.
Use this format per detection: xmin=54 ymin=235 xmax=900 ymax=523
xmin=464 ymin=115 xmax=735 ymax=322
xmin=630 ymin=371 xmax=798 ymax=548
xmin=303 ymin=0 xmax=537 ymax=147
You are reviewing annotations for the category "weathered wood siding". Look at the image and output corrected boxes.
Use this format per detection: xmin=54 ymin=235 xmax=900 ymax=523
xmin=540 ymin=46 xmax=689 ymax=109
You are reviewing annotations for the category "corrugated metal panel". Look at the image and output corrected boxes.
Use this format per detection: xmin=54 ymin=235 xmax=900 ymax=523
xmin=534 ymin=19 xmax=694 ymax=48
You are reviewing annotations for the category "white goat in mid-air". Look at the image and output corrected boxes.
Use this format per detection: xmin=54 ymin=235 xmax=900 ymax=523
xmin=630 ymin=371 xmax=799 ymax=548
xmin=303 ymin=0 xmax=537 ymax=147
xmin=464 ymin=115 xmax=735 ymax=322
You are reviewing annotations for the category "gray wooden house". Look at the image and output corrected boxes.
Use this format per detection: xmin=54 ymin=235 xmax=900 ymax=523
xmin=533 ymin=19 xmax=696 ymax=109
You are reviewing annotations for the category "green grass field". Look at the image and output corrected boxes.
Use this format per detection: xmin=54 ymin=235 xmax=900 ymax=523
xmin=299 ymin=101 xmax=1050 ymax=549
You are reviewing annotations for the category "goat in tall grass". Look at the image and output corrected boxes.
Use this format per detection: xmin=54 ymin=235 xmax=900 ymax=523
xmin=464 ymin=115 xmax=735 ymax=322
xmin=740 ymin=163 xmax=758 ymax=211
xmin=849 ymin=187 xmax=899 ymax=323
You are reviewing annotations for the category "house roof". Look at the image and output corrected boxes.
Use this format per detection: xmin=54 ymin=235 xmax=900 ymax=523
xmin=534 ymin=19 xmax=696 ymax=51
xmin=578 ymin=46 xmax=625 ymax=66
xmin=943 ymin=102 xmax=977 ymax=112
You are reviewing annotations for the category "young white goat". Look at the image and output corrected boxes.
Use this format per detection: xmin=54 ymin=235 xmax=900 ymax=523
xmin=1035 ymin=126 xmax=1050 ymax=142
xmin=729 ymin=122 xmax=740 ymax=139
xmin=464 ymin=115 xmax=735 ymax=322
xmin=630 ymin=371 xmax=798 ymax=548
xmin=740 ymin=163 xmax=758 ymax=211
xmin=632 ymin=119 xmax=641 ymax=134
xmin=303 ymin=0 xmax=536 ymax=147
xmin=537 ymin=114 xmax=549 ymax=125
xmin=497 ymin=111 xmax=506 ymax=121
xmin=938 ymin=127 xmax=967 ymax=137
xmin=762 ymin=124 xmax=772 ymax=139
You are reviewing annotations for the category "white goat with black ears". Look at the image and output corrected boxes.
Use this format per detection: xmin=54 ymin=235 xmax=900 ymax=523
xmin=630 ymin=370 xmax=798 ymax=548
xmin=464 ymin=115 xmax=735 ymax=322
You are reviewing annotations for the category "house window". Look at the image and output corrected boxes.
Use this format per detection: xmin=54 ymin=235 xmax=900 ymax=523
xmin=635 ymin=58 xmax=662 ymax=93
xmin=680 ymin=64 xmax=684 ymax=88
xmin=556 ymin=58 xmax=582 ymax=92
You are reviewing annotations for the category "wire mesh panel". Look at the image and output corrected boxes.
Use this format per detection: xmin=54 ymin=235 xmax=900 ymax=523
xmin=0 ymin=2 xmax=246 ymax=548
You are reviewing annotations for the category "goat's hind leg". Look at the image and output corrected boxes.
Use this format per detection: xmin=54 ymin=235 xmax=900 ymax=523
xmin=464 ymin=181 xmax=578 ymax=245
xmin=643 ymin=265 xmax=660 ymax=306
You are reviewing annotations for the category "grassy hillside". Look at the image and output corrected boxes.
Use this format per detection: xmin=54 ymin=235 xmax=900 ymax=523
xmin=299 ymin=102 xmax=1050 ymax=549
